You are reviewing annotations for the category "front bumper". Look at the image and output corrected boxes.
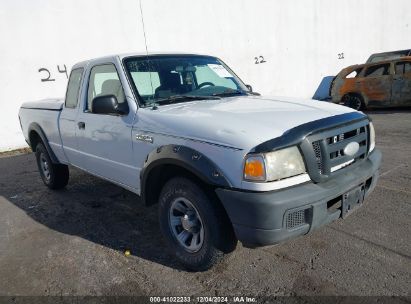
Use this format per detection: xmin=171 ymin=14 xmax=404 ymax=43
xmin=215 ymin=149 xmax=382 ymax=247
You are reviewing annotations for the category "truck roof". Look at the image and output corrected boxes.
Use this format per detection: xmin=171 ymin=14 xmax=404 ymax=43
xmin=72 ymin=52 xmax=214 ymax=69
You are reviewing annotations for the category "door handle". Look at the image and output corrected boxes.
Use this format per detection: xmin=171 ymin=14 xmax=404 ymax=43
xmin=77 ymin=122 xmax=85 ymax=129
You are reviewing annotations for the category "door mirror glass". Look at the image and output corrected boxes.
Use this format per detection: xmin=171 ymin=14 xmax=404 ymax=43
xmin=246 ymin=84 xmax=253 ymax=92
xmin=92 ymin=95 xmax=126 ymax=115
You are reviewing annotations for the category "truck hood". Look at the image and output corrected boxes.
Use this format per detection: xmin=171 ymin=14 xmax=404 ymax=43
xmin=138 ymin=96 xmax=358 ymax=151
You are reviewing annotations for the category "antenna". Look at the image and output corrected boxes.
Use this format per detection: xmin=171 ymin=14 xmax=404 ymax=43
xmin=139 ymin=0 xmax=154 ymax=101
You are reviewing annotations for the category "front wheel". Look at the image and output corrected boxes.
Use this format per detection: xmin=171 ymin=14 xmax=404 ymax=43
xmin=342 ymin=94 xmax=365 ymax=111
xmin=35 ymin=143 xmax=69 ymax=189
xmin=158 ymin=177 xmax=237 ymax=271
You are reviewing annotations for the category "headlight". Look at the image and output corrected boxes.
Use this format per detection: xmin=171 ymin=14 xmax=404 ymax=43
xmin=369 ymin=122 xmax=376 ymax=152
xmin=244 ymin=146 xmax=306 ymax=182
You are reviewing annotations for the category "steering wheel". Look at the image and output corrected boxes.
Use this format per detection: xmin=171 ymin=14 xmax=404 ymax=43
xmin=197 ymin=82 xmax=215 ymax=89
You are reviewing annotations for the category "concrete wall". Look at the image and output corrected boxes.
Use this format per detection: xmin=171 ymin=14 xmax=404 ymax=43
xmin=0 ymin=0 xmax=410 ymax=151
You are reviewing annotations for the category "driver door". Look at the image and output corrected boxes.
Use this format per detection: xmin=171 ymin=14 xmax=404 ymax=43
xmin=75 ymin=62 xmax=138 ymax=189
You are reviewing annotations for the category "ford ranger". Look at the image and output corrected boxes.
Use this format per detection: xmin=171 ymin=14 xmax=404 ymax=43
xmin=18 ymin=53 xmax=382 ymax=270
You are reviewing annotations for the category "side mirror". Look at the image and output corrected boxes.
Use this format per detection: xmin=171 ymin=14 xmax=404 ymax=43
xmin=92 ymin=95 xmax=127 ymax=115
xmin=245 ymin=84 xmax=261 ymax=96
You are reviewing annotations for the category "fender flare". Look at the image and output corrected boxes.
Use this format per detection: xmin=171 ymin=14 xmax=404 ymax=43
xmin=140 ymin=145 xmax=232 ymax=204
xmin=28 ymin=123 xmax=60 ymax=164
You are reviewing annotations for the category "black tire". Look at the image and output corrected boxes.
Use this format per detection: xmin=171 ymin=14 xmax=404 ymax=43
xmin=158 ymin=177 xmax=237 ymax=271
xmin=35 ymin=143 xmax=69 ymax=190
xmin=342 ymin=94 xmax=365 ymax=111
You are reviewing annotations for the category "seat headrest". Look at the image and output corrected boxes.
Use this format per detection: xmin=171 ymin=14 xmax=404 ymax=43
xmin=101 ymin=79 xmax=122 ymax=95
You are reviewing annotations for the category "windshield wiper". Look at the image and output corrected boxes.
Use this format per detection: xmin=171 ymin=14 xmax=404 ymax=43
xmin=155 ymin=95 xmax=221 ymax=105
xmin=212 ymin=89 xmax=246 ymax=97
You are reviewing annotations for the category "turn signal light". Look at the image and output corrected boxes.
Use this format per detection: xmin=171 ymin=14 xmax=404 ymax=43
xmin=244 ymin=156 xmax=266 ymax=181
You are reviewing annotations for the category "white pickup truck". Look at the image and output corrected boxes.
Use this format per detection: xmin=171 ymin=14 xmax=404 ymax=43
xmin=19 ymin=53 xmax=381 ymax=270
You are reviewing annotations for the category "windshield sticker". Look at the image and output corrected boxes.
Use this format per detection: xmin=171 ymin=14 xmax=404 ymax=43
xmin=208 ymin=64 xmax=232 ymax=78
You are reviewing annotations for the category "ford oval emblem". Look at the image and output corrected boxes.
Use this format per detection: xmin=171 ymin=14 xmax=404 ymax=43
xmin=344 ymin=142 xmax=360 ymax=157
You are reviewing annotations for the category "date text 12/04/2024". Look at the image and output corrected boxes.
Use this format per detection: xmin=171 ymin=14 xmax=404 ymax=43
xmin=149 ymin=296 xmax=257 ymax=303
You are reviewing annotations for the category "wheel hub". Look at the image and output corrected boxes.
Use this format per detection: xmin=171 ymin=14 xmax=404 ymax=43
xmin=40 ymin=153 xmax=51 ymax=181
xmin=181 ymin=213 xmax=200 ymax=233
xmin=169 ymin=197 xmax=205 ymax=253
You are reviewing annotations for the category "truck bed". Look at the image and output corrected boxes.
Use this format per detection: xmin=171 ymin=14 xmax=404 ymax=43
xmin=21 ymin=98 xmax=64 ymax=110
xmin=19 ymin=98 xmax=67 ymax=164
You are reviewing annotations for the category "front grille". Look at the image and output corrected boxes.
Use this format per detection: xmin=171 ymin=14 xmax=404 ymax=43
xmin=327 ymin=126 xmax=367 ymax=162
xmin=286 ymin=209 xmax=306 ymax=229
xmin=301 ymin=119 xmax=369 ymax=182
xmin=312 ymin=140 xmax=324 ymax=174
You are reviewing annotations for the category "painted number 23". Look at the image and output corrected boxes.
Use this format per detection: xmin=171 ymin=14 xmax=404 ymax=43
xmin=254 ymin=56 xmax=267 ymax=64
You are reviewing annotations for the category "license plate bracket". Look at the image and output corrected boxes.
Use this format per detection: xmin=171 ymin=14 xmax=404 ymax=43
xmin=341 ymin=184 xmax=365 ymax=218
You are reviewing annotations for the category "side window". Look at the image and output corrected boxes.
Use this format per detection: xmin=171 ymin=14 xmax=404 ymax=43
xmin=345 ymin=68 xmax=363 ymax=79
xmin=87 ymin=64 xmax=126 ymax=112
xmin=364 ymin=64 xmax=390 ymax=77
xmin=394 ymin=62 xmax=411 ymax=75
xmin=405 ymin=62 xmax=411 ymax=74
xmin=395 ymin=62 xmax=405 ymax=75
xmin=65 ymin=68 xmax=83 ymax=108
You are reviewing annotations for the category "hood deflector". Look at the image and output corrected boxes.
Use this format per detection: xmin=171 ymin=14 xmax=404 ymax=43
xmin=251 ymin=112 xmax=368 ymax=154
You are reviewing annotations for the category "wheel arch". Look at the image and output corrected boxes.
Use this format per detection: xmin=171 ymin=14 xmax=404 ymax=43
xmin=28 ymin=123 xmax=59 ymax=163
xmin=140 ymin=145 xmax=232 ymax=206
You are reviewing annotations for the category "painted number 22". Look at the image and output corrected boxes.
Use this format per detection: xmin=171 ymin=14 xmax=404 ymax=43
xmin=254 ymin=56 xmax=267 ymax=64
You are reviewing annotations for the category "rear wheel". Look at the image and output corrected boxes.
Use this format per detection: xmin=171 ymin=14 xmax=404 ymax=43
xmin=35 ymin=143 xmax=69 ymax=189
xmin=158 ymin=177 xmax=237 ymax=271
xmin=342 ymin=94 xmax=365 ymax=111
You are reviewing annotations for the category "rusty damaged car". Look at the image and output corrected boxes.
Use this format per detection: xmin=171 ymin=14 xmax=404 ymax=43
xmin=330 ymin=56 xmax=411 ymax=110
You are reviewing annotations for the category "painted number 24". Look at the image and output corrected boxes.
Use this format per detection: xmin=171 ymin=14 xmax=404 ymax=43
xmin=38 ymin=64 xmax=69 ymax=82
xmin=338 ymin=53 xmax=344 ymax=59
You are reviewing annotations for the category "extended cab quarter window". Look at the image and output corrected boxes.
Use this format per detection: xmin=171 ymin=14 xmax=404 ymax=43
xmin=364 ymin=64 xmax=390 ymax=77
xmin=87 ymin=64 xmax=126 ymax=112
xmin=65 ymin=68 xmax=83 ymax=108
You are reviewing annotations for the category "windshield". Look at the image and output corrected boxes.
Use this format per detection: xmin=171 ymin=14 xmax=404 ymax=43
xmin=123 ymin=55 xmax=249 ymax=107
